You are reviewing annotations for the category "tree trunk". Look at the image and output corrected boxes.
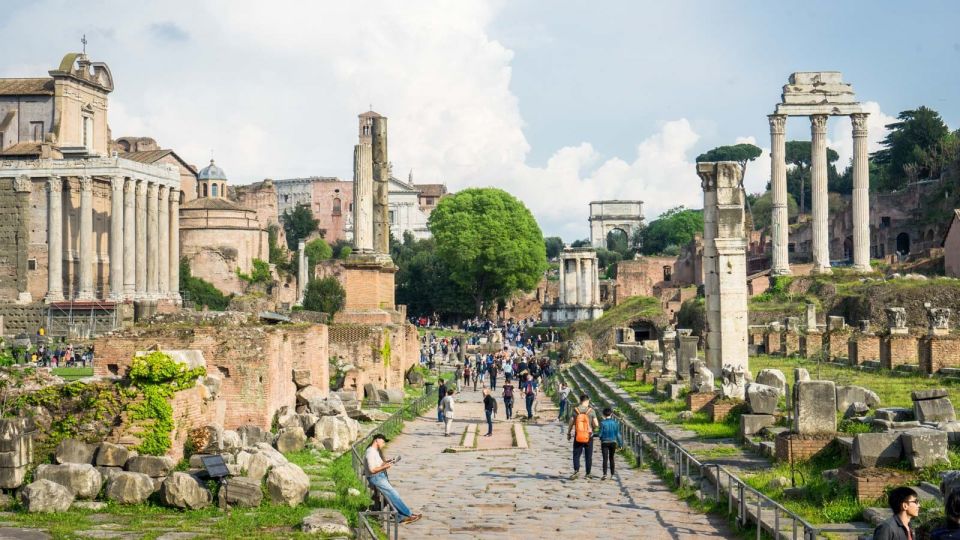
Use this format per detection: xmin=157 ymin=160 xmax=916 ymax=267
xmin=475 ymin=296 xmax=484 ymax=317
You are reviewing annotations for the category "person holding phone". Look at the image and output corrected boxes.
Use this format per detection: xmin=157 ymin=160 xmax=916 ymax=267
xmin=365 ymin=434 xmax=422 ymax=525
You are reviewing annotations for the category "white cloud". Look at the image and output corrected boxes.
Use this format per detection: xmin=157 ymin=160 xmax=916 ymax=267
xmin=734 ymin=135 xmax=771 ymax=196
xmin=827 ymin=101 xmax=896 ymax=171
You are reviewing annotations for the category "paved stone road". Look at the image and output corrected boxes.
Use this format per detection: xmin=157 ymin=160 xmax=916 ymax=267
xmin=386 ymin=386 xmax=732 ymax=539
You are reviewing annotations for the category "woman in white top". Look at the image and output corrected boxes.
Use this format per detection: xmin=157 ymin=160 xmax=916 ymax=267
xmin=441 ymin=388 xmax=455 ymax=436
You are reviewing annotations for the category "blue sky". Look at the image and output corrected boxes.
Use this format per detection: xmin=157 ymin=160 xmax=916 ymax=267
xmin=2 ymin=1 xmax=958 ymax=240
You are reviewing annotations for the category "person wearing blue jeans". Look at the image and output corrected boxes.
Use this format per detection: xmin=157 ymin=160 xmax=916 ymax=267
xmin=557 ymin=382 xmax=570 ymax=421
xmin=483 ymin=389 xmax=495 ymax=436
xmin=436 ymin=379 xmax=447 ymax=423
xmin=365 ymin=434 xmax=421 ymax=525
xmin=523 ymin=374 xmax=536 ymax=419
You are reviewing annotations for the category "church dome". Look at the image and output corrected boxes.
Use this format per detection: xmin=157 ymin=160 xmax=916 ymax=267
xmin=198 ymin=159 xmax=227 ymax=181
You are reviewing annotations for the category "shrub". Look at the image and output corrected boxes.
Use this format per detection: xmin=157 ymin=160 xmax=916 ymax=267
xmin=127 ymin=351 xmax=206 ymax=455
xmin=302 ymin=277 xmax=346 ymax=316
xmin=236 ymin=258 xmax=272 ymax=284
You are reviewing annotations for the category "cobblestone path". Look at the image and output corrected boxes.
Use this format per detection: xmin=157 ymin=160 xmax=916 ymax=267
xmin=385 ymin=386 xmax=733 ymax=539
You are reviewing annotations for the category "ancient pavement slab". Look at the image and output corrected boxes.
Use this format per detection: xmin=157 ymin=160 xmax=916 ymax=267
xmin=386 ymin=387 xmax=732 ymax=539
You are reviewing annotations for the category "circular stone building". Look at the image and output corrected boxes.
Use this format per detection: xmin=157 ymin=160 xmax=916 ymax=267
xmin=179 ymin=161 xmax=268 ymax=296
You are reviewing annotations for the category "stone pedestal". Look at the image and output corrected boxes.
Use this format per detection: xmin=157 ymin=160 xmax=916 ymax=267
xmin=334 ymin=254 xmax=398 ymax=324
xmin=0 ymin=417 xmax=36 ymax=489
xmin=783 ymin=332 xmax=800 ymax=356
xmin=825 ymin=327 xmax=852 ymax=362
xmin=708 ymin=398 xmax=743 ymax=423
xmin=775 ymin=433 xmax=834 ymax=463
xmin=849 ymin=333 xmax=880 ymax=366
xmin=801 ymin=331 xmax=823 ymax=358
xmin=764 ymin=330 xmax=783 ymax=356
xmin=881 ymin=334 xmax=918 ymax=369
xmin=919 ymin=335 xmax=960 ymax=375
xmin=748 ymin=326 xmax=766 ymax=351
xmin=660 ymin=329 xmax=678 ymax=373
xmin=687 ymin=391 xmax=718 ymax=413
xmin=677 ymin=334 xmax=698 ymax=380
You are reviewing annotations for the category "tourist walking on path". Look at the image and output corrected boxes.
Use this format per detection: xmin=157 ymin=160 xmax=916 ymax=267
xmin=522 ymin=374 xmax=536 ymax=419
xmin=502 ymin=380 xmax=515 ymax=419
xmin=566 ymin=394 xmax=599 ymax=479
xmin=365 ymin=434 xmax=422 ymax=525
xmin=873 ymin=486 xmax=919 ymax=540
xmin=441 ymin=389 xmax=455 ymax=436
xmin=483 ymin=389 xmax=496 ymax=437
xmin=437 ymin=379 xmax=447 ymax=423
xmin=598 ymin=408 xmax=623 ymax=480
xmin=557 ymin=381 xmax=570 ymax=421
xmin=462 ymin=363 xmax=471 ymax=388
xmin=488 ymin=362 xmax=498 ymax=390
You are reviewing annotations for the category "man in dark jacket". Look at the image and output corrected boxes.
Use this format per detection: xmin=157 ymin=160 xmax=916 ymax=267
xmin=873 ymin=486 xmax=919 ymax=540
xmin=437 ymin=379 xmax=447 ymax=423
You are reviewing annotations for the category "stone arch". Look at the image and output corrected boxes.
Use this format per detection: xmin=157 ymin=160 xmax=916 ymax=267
xmin=606 ymin=227 xmax=629 ymax=253
xmin=629 ymin=319 xmax=659 ymax=342
xmin=926 ymin=229 xmax=935 ymax=242
xmin=896 ymin=232 xmax=910 ymax=255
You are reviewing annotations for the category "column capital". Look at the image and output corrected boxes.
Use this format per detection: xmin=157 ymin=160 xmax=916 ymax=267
xmin=810 ymin=114 xmax=828 ymax=134
xmin=123 ymin=177 xmax=136 ymax=194
xmin=79 ymin=175 xmax=93 ymax=191
xmin=14 ymin=175 xmax=31 ymax=193
xmin=110 ymin=175 xmax=124 ymax=192
xmin=168 ymin=187 xmax=180 ymax=202
xmin=851 ymin=112 xmax=869 ymax=136
xmin=158 ymin=184 xmax=169 ymax=200
xmin=47 ymin=175 xmax=62 ymax=192
xmin=767 ymin=114 xmax=786 ymax=134
xmin=147 ymin=181 xmax=158 ymax=196
xmin=135 ymin=178 xmax=146 ymax=196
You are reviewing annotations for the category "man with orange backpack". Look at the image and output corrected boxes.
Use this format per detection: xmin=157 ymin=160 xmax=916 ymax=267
xmin=566 ymin=394 xmax=599 ymax=479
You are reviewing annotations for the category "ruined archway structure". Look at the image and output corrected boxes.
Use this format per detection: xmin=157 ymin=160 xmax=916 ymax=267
xmin=768 ymin=72 xmax=871 ymax=275
xmin=589 ymin=200 xmax=643 ymax=249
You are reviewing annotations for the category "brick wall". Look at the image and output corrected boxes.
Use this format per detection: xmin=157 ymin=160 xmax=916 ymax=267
xmin=708 ymin=399 xmax=741 ymax=422
xmin=687 ymin=391 xmax=717 ymax=413
xmin=764 ymin=332 xmax=783 ymax=356
xmin=880 ymin=334 xmax=918 ymax=369
xmin=849 ymin=335 xmax=880 ymax=365
xmin=825 ymin=329 xmax=852 ymax=361
xmin=919 ymin=335 xmax=960 ymax=374
xmin=839 ymin=468 xmax=915 ymax=503
xmin=802 ymin=333 xmax=823 ymax=358
xmin=329 ymin=322 xmax=418 ymax=399
xmin=169 ymin=385 xmax=222 ymax=461
xmin=774 ymin=433 xmax=834 ymax=462
xmin=783 ymin=333 xmax=800 ymax=356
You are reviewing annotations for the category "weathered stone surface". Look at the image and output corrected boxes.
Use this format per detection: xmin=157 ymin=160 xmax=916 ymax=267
xmin=914 ymin=397 xmax=956 ymax=423
xmin=307 ymin=395 xmax=347 ymax=417
xmin=292 ymin=369 xmax=312 ymax=389
xmin=266 ymin=463 xmax=310 ymax=506
xmin=298 ymin=414 xmax=319 ymax=435
xmin=377 ymin=388 xmax=405 ymax=404
xmin=793 ymin=368 xmax=810 ymax=384
xmin=875 ymin=408 xmax=914 ymax=422
xmin=302 ymin=508 xmax=352 ymax=536
xmin=363 ymin=383 xmax=381 ymax=403
xmin=105 ymin=471 xmax=155 ymax=504
xmin=95 ymin=442 xmax=129 ymax=467
xmin=160 ymin=472 xmax=212 ymax=510
xmin=71 ymin=501 xmax=107 ymax=511
xmin=941 ymin=470 xmax=960 ymax=499
xmin=851 ymin=432 xmax=903 ymax=468
xmin=913 ymin=389 xmax=949 ymax=401
xmin=794 ymin=381 xmax=837 ymax=434
xmin=222 ymin=430 xmax=241 ymax=453
xmin=296 ymin=386 xmax=325 ymax=407
xmin=218 ymin=476 xmax=263 ymax=509
xmin=740 ymin=414 xmax=776 ymax=439
xmin=314 ymin=416 xmax=360 ymax=452
xmin=276 ymin=427 xmax=307 ymax=454
xmin=836 ymin=386 xmax=881 ymax=412
xmin=844 ymin=401 xmax=870 ymax=418
xmin=54 ymin=439 xmax=95 ymax=465
xmin=690 ymin=360 xmax=714 ymax=393
xmin=902 ymin=428 xmax=949 ymax=469
xmin=19 ymin=479 xmax=74 ymax=513
xmin=276 ymin=409 xmax=301 ymax=430
xmin=33 ymin=463 xmax=102 ymax=499
xmin=756 ymin=369 xmax=787 ymax=396
xmin=746 ymin=383 xmax=780 ymax=415
xmin=938 ymin=421 xmax=960 ymax=445
xmin=245 ymin=453 xmax=273 ymax=482
xmin=719 ymin=365 xmax=747 ymax=400
xmin=237 ymin=425 xmax=274 ymax=447
xmin=125 ymin=456 xmax=175 ymax=478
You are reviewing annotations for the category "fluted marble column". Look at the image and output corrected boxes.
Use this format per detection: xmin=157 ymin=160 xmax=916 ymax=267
xmin=575 ymin=258 xmax=584 ymax=305
xmin=558 ymin=258 xmax=566 ymax=304
xmin=45 ymin=176 xmax=64 ymax=302
xmin=768 ymin=114 xmax=791 ymax=275
xmin=810 ymin=114 xmax=831 ymax=274
xmin=146 ymin=182 xmax=159 ymax=298
xmin=592 ymin=258 xmax=600 ymax=304
xmin=851 ymin=113 xmax=871 ymax=272
xmin=77 ymin=176 xmax=95 ymax=300
xmin=135 ymin=180 xmax=147 ymax=299
xmin=109 ymin=176 xmax=124 ymax=300
xmin=158 ymin=185 xmax=170 ymax=297
xmin=169 ymin=188 xmax=180 ymax=301
xmin=123 ymin=179 xmax=136 ymax=299
xmin=352 ymin=144 xmax=373 ymax=253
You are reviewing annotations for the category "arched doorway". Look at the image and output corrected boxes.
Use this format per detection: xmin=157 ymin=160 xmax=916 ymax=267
xmin=606 ymin=228 xmax=629 ymax=256
xmin=896 ymin=233 xmax=910 ymax=255
xmin=630 ymin=320 xmax=659 ymax=342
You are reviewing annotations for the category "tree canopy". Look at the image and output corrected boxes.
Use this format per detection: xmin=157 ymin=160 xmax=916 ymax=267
xmin=750 ymin=191 xmax=798 ymax=231
xmin=638 ymin=206 xmax=703 ymax=255
xmin=783 ymin=140 xmax=840 ymax=215
xmin=304 ymin=238 xmax=332 ymax=276
xmin=544 ymin=236 xmax=564 ymax=259
xmin=696 ymin=143 xmax=762 ymax=227
xmin=302 ymin=277 xmax=345 ymax=317
xmin=428 ymin=188 xmax=548 ymax=315
xmin=281 ymin=205 xmax=320 ymax=250
xmin=392 ymin=235 xmax=474 ymax=317
xmin=872 ymin=106 xmax=951 ymax=190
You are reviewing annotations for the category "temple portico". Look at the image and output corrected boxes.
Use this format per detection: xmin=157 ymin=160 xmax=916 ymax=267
xmin=542 ymin=247 xmax=603 ymax=325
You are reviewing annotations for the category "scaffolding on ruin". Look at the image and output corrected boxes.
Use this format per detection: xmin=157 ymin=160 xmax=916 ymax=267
xmin=44 ymin=294 xmax=120 ymax=339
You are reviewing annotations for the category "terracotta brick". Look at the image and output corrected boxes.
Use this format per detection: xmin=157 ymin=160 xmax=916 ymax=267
xmin=880 ymin=334 xmax=918 ymax=369
xmin=839 ymin=468 xmax=915 ymax=503
xmin=708 ymin=399 xmax=741 ymax=422
xmin=765 ymin=332 xmax=783 ymax=356
xmin=687 ymin=391 xmax=717 ymax=413
xmin=774 ymin=433 xmax=834 ymax=462
xmin=802 ymin=333 xmax=823 ymax=358
xmin=919 ymin=335 xmax=960 ymax=374
xmin=825 ymin=329 xmax=852 ymax=361
xmin=848 ymin=334 xmax=880 ymax=365
xmin=783 ymin=333 xmax=800 ymax=356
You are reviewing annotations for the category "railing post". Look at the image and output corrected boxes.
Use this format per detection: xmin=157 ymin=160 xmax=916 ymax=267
xmin=756 ymin=495 xmax=762 ymax=540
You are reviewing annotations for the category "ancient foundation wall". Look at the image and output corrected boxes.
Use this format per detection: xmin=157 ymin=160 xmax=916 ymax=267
xmin=328 ymin=322 xmax=418 ymax=399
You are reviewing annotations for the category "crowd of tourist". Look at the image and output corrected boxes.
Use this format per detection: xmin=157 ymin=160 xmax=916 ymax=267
xmin=1 ymin=328 xmax=93 ymax=368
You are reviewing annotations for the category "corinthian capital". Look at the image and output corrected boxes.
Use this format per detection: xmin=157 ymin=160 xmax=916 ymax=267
xmin=768 ymin=114 xmax=786 ymax=135
xmin=14 ymin=175 xmax=32 ymax=193
xmin=135 ymin=179 xmax=146 ymax=196
xmin=47 ymin=175 xmax=62 ymax=193
xmin=810 ymin=114 xmax=828 ymax=134
xmin=124 ymin=178 xmax=135 ymax=194
xmin=79 ymin=176 xmax=93 ymax=191
xmin=850 ymin=112 xmax=869 ymax=136
xmin=110 ymin=175 xmax=124 ymax=192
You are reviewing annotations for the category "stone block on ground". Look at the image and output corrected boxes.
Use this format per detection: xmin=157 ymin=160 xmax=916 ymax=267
xmin=793 ymin=368 xmax=810 ymax=383
xmin=276 ymin=427 xmax=307 ymax=454
xmin=756 ymin=369 xmax=787 ymax=396
xmin=33 ymin=463 xmax=102 ymax=499
xmin=377 ymin=388 xmax=405 ymax=404
xmin=363 ymin=383 xmax=381 ymax=403
xmin=54 ymin=439 xmax=95 ymax=465
xmin=160 ymin=472 xmax=212 ymax=510
xmin=298 ymin=414 xmax=319 ymax=436
xmin=218 ymin=476 xmax=263 ymax=509
xmin=302 ymin=508 xmax=352 ymax=536
xmin=314 ymin=416 xmax=359 ymax=452
xmin=746 ymin=383 xmax=780 ymax=415
xmin=94 ymin=442 xmax=129 ymax=467
xmin=902 ymin=428 xmax=949 ymax=469
xmin=941 ymin=470 xmax=960 ymax=499
xmin=667 ymin=383 xmax=686 ymax=400
xmin=237 ymin=424 xmax=274 ymax=447
xmin=740 ymin=414 xmax=776 ymax=439
xmin=844 ymin=401 xmax=871 ymax=418
xmin=19 ymin=479 xmax=74 ymax=513
xmin=913 ymin=389 xmax=949 ymax=401
xmin=105 ymin=471 xmax=155 ymax=504
xmin=914 ymin=397 xmax=956 ymax=424
xmin=851 ymin=432 xmax=903 ymax=468
xmin=875 ymin=408 xmax=914 ymax=422
xmin=266 ymin=463 xmax=310 ymax=507
xmin=836 ymin=386 xmax=881 ymax=412
xmin=794 ymin=381 xmax=837 ymax=434
xmin=125 ymin=456 xmax=175 ymax=478
xmin=307 ymin=395 xmax=347 ymax=417
xmin=292 ymin=369 xmax=312 ymax=389
xmin=296 ymin=385 xmax=325 ymax=407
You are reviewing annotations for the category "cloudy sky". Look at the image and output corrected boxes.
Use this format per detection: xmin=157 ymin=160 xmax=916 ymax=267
xmin=3 ymin=1 xmax=959 ymax=240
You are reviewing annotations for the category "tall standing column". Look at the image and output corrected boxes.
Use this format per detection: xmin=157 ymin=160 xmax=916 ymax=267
xmin=146 ymin=182 xmax=159 ymax=299
xmin=810 ymin=114 xmax=832 ymax=274
xmin=297 ymin=240 xmax=307 ymax=304
xmin=158 ymin=185 xmax=170 ymax=297
xmin=169 ymin=188 xmax=180 ymax=302
xmin=45 ymin=176 xmax=64 ymax=302
xmin=371 ymin=116 xmax=390 ymax=255
xmin=135 ymin=180 xmax=147 ymax=299
xmin=352 ymin=144 xmax=374 ymax=253
xmin=109 ymin=176 xmax=124 ymax=300
xmin=123 ymin=179 xmax=136 ymax=299
xmin=851 ymin=112 xmax=871 ymax=272
xmin=558 ymin=256 xmax=566 ymax=304
xmin=700 ymin=164 xmax=720 ymax=374
xmin=77 ymin=176 xmax=95 ymax=300
xmin=768 ymin=114 xmax=791 ymax=275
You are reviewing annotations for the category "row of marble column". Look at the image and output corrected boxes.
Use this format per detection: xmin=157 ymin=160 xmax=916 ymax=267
xmin=44 ymin=175 xmax=180 ymax=302
xmin=558 ymin=256 xmax=600 ymax=306
xmin=768 ymin=112 xmax=870 ymax=275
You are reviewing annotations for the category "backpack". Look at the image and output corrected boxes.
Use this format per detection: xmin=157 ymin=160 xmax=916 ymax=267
xmin=503 ymin=385 xmax=513 ymax=399
xmin=574 ymin=409 xmax=591 ymax=443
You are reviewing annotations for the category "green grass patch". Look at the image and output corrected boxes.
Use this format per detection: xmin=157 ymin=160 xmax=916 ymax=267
xmin=51 ymin=367 xmax=94 ymax=380
xmin=570 ymin=296 xmax=664 ymax=338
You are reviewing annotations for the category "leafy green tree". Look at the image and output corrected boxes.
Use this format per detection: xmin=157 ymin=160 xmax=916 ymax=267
xmin=639 ymin=206 xmax=703 ymax=255
xmin=236 ymin=259 xmax=272 ymax=284
xmin=605 ymin=229 xmax=631 ymax=259
xmin=750 ymin=191 xmax=798 ymax=231
xmin=266 ymin=224 xmax=286 ymax=264
xmin=544 ymin=236 xmax=564 ymax=259
xmin=429 ymin=188 xmax=548 ymax=315
xmin=570 ymin=239 xmax=591 ymax=248
xmin=330 ymin=239 xmax=353 ymax=259
xmin=873 ymin=106 xmax=950 ymax=189
xmin=302 ymin=277 xmax=345 ymax=317
xmin=281 ymin=205 xmax=320 ymax=250
xmin=784 ymin=141 xmax=839 ymax=215
xmin=179 ymin=258 xmax=231 ymax=310
xmin=305 ymin=238 xmax=332 ymax=276
xmin=393 ymin=236 xmax=474 ymax=317
xmin=594 ymin=247 xmax=622 ymax=270
xmin=696 ymin=143 xmax=762 ymax=225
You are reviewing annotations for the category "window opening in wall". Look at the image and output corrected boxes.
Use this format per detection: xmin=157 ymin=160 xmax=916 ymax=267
xmin=663 ymin=265 xmax=672 ymax=282
xmin=31 ymin=121 xmax=44 ymax=142
xmin=217 ymin=366 xmax=230 ymax=378
xmin=202 ymin=184 xmax=208 ymax=197
xmin=0 ymin=132 xmax=4 ymax=150
xmin=881 ymin=216 xmax=891 ymax=228
xmin=107 ymin=364 xmax=119 ymax=376
xmin=788 ymin=243 xmax=796 ymax=253
xmin=211 ymin=184 xmax=218 ymax=197
xmin=333 ymin=197 xmax=341 ymax=215
xmin=389 ymin=210 xmax=395 ymax=224
xmin=27 ymin=259 xmax=37 ymax=271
